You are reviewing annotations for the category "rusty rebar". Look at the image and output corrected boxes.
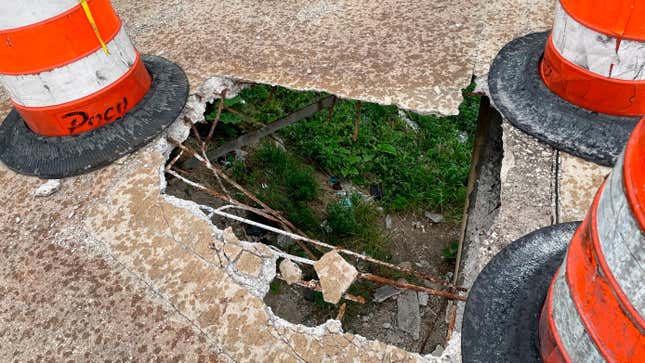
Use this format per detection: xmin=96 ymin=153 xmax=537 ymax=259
xmin=360 ymin=273 xmax=466 ymax=301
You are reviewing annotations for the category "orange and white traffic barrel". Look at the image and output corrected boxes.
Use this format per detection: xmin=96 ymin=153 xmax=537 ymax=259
xmin=462 ymin=118 xmax=645 ymax=362
xmin=539 ymin=118 xmax=645 ymax=362
xmin=488 ymin=0 xmax=644 ymax=167
xmin=0 ymin=1 xmax=188 ymax=178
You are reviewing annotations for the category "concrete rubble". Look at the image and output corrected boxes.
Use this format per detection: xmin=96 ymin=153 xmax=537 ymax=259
xmin=0 ymin=0 xmax=613 ymax=360
xmin=373 ymin=285 xmax=401 ymax=303
xmin=313 ymin=251 xmax=359 ymax=304
xmin=397 ymin=289 xmax=421 ymax=340
xmin=279 ymin=259 xmax=302 ymax=285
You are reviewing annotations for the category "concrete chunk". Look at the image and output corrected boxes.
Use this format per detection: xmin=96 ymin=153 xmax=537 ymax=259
xmin=418 ymin=292 xmax=429 ymax=306
xmin=397 ymin=290 xmax=420 ymax=340
xmin=313 ymin=251 xmax=358 ymax=304
xmin=372 ymin=285 xmax=401 ymax=303
xmin=279 ymin=259 xmax=302 ymax=285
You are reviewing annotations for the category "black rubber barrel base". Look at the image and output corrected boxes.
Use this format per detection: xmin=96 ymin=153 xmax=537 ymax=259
xmin=488 ymin=31 xmax=640 ymax=167
xmin=0 ymin=55 xmax=189 ymax=179
xmin=462 ymin=222 xmax=580 ymax=363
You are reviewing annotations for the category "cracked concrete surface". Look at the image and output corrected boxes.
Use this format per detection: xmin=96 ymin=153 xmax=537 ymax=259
xmin=0 ymin=78 xmax=465 ymax=361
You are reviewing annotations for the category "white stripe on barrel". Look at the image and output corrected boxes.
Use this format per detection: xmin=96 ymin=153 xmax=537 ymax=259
xmin=0 ymin=1 xmax=79 ymax=31
xmin=0 ymin=27 xmax=137 ymax=107
xmin=551 ymin=1 xmax=645 ymax=80
xmin=551 ymin=260 xmax=604 ymax=362
xmin=596 ymin=153 xmax=645 ymax=318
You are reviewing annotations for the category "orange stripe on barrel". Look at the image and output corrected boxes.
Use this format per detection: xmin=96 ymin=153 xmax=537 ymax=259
xmin=0 ymin=0 xmax=120 ymax=75
xmin=540 ymin=35 xmax=645 ymax=117
xmin=13 ymin=55 xmax=151 ymax=136
xmin=565 ymin=188 xmax=645 ymax=363
xmin=623 ymin=118 xmax=645 ymax=231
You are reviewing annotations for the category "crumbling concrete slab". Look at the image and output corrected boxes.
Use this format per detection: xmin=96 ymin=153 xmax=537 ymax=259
xmin=0 ymin=78 xmax=467 ymax=360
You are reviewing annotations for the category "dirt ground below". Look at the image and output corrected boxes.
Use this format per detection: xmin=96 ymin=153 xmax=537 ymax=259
xmin=263 ymin=212 xmax=457 ymax=354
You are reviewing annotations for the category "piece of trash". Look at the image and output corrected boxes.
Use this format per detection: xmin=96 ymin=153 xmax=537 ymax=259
xmin=398 ymin=109 xmax=420 ymax=132
xmin=385 ymin=214 xmax=392 ymax=229
xmin=341 ymin=197 xmax=352 ymax=208
xmin=369 ymin=183 xmax=384 ymax=199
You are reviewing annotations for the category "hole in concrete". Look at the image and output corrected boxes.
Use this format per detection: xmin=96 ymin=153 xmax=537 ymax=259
xmin=164 ymin=82 xmax=482 ymax=354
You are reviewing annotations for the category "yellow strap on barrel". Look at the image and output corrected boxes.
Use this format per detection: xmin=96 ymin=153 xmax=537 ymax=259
xmin=79 ymin=0 xmax=110 ymax=54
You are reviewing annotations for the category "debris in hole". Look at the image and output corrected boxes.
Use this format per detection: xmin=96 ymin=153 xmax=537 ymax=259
xmin=313 ymin=251 xmax=358 ymax=304
xmin=373 ymin=284 xmax=401 ymax=303
xmin=279 ymin=259 xmax=302 ymax=285
xmin=278 ymin=276 xmax=365 ymax=304
xmin=411 ymin=221 xmax=425 ymax=232
xmin=397 ymin=283 xmax=421 ymax=340
xmin=163 ymin=83 xmax=479 ymax=352
xmin=425 ymin=211 xmax=445 ymax=224
xmin=34 ymin=179 xmax=62 ymax=197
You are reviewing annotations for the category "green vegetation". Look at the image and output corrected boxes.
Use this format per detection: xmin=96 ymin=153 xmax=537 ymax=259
xmin=283 ymin=93 xmax=479 ymax=217
xmin=215 ymin=84 xmax=479 ymax=220
xmin=442 ymin=240 xmax=460 ymax=261
xmin=213 ymin=83 xmax=480 ymax=264
xmin=231 ymin=143 xmax=389 ymax=261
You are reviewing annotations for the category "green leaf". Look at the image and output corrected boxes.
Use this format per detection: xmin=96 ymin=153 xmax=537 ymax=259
xmin=219 ymin=112 xmax=245 ymax=125
xmin=224 ymin=96 xmax=243 ymax=107
xmin=376 ymin=143 xmax=397 ymax=155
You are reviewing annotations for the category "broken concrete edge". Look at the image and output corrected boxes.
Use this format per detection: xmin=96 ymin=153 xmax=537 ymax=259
xmin=147 ymin=75 xmax=458 ymax=361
